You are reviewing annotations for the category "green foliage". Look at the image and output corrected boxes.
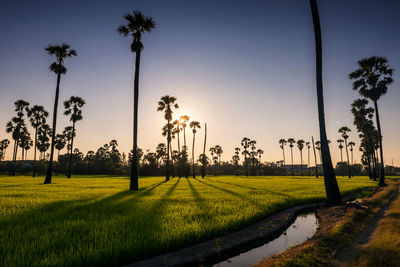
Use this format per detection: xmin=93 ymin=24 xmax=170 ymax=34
xmin=0 ymin=175 xmax=377 ymax=266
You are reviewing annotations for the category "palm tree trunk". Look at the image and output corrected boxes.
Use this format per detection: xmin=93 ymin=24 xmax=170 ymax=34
xmin=202 ymin=123 xmax=207 ymax=178
xmin=11 ymin=139 xmax=17 ymax=176
xmin=67 ymin=122 xmax=75 ymax=178
xmin=177 ymin=131 xmax=181 ymax=178
xmin=290 ymin=147 xmax=293 ymax=176
xmin=33 ymin=126 xmax=38 ymax=177
xmin=308 ymin=147 xmax=311 ymax=176
xmin=44 ymin=72 xmax=61 ymax=184
xmin=367 ymin=154 xmax=372 ymax=179
xmin=300 ymin=150 xmax=303 ymax=176
xmin=130 ymin=50 xmax=141 ymax=190
xmin=166 ymin=120 xmax=171 ymax=181
xmin=373 ymin=100 xmax=385 ymax=186
xmin=310 ymin=0 xmax=341 ymax=205
xmin=245 ymin=154 xmax=248 ymax=177
xmin=192 ymin=133 xmax=196 ymax=178
xmin=344 ymin=139 xmax=351 ymax=178
xmin=282 ymin=147 xmax=286 ymax=176
xmin=312 ymin=136 xmax=318 ymax=178
xmin=170 ymin=142 xmax=175 ymax=178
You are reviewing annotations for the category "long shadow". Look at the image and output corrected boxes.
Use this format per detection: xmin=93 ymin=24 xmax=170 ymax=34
xmin=210 ymin=178 xmax=293 ymax=199
xmin=0 ymin=178 xmax=182 ymax=266
xmin=187 ymin=178 xmax=210 ymax=212
xmin=193 ymin=177 xmax=260 ymax=206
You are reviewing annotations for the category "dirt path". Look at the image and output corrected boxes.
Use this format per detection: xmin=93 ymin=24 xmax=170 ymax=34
xmin=332 ymin=183 xmax=399 ymax=266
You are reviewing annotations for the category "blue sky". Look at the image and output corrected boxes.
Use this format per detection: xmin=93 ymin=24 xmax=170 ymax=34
xmin=0 ymin=0 xmax=399 ymax=166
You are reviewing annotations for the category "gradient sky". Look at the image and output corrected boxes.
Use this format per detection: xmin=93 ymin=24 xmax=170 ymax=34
xmin=1 ymin=0 xmax=399 ymax=166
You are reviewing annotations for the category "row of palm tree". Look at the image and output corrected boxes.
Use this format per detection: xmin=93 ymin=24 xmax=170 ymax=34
xmin=4 ymin=95 xmax=84 ymax=178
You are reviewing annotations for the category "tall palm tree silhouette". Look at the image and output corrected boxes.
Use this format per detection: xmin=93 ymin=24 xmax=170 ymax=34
xmin=249 ymin=140 xmax=257 ymax=176
xmin=297 ymin=139 xmax=305 ymax=176
xmin=201 ymin=123 xmax=207 ymax=178
xmin=306 ymin=141 xmax=311 ymax=176
xmin=337 ymin=138 xmax=344 ymax=177
xmin=309 ymin=0 xmax=341 ymax=204
xmin=287 ymin=138 xmax=295 ymax=176
xmin=64 ymin=96 xmax=85 ymax=178
xmin=234 ymin=147 xmax=241 ymax=176
xmin=0 ymin=139 xmax=10 ymax=161
xmin=209 ymin=146 xmax=216 ymax=176
xmin=6 ymin=100 xmax=29 ymax=176
xmin=279 ymin=139 xmax=287 ymax=176
xmin=257 ymin=149 xmax=264 ymax=173
xmin=349 ymin=56 xmax=394 ymax=186
xmin=179 ymin=115 xmax=190 ymax=178
xmin=43 ymin=44 xmax=77 ymax=184
xmin=54 ymin=134 xmax=66 ymax=161
xmin=189 ymin=121 xmax=201 ymax=178
xmin=118 ymin=11 xmax=155 ymax=190
xmin=157 ymin=95 xmax=179 ymax=181
xmin=172 ymin=120 xmax=182 ymax=177
xmin=215 ymin=145 xmax=223 ymax=176
xmin=348 ymin=141 xmax=355 ymax=169
xmin=241 ymin=137 xmax=250 ymax=177
xmin=27 ymin=105 xmax=48 ymax=177
xmin=338 ymin=126 xmax=351 ymax=178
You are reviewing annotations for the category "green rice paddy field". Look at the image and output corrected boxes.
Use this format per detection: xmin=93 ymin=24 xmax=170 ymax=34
xmin=0 ymin=175 xmax=377 ymax=266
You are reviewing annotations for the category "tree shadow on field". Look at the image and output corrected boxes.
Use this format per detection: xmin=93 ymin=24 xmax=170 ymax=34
xmin=209 ymin=178 xmax=293 ymax=199
xmin=193 ymin=177 xmax=260 ymax=206
xmin=0 ymin=178 xmax=182 ymax=267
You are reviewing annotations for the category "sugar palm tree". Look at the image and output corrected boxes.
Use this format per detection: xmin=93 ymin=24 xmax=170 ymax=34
xmin=44 ymin=43 xmax=77 ymax=184
xmin=172 ymin=120 xmax=182 ymax=177
xmin=297 ymin=139 xmax=305 ymax=176
xmin=309 ymin=0 xmax=341 ymax=204
xmin=118 ymin=11 xmax=156 ymax=190
xmin=27 ymin=105 xmax=48 ymax=177
xmin=157 ymin=95 xmax=179 ymax=181
xmin=215 ymin=145 xmax=223 ymax=176
xmin=6 ymin=100 xmax=29 ymax=175
xmin=209 ymin=146 xmax=216 ymax=175
xmin=337 ymin=139 xmax=344 ymax=163
xmin=234 ymin=147 xmax=241 ymax=176
xmin=338 ymin=126 xmax=351 ymax=178
xmin=201 ymin=123 xmax=207 ymax=178
xmin=241 ymin=137 xmax=250 ymax=177
xmin=287 ymin=138 xmax=295 ymax=176
xmin=64 ymin=96 xmax=85 ymax=178
xmin=249 ymin=140 xmax=257 ymax=176
xmin=349 ymin=56 xmax=393 ymax=186
xmin=179 ymin=115 xmax=190 ymax=178
xmin=306 ymin=141 xmax=311 ymax=176
xmin=189 ymin=121 xmax=201 ymax=178
xmin=279 ymin=139 xmax=287 ymax=176
xmin=55 ymin=134 xmax=66 ymax=161
xmin=18 ymin=128 xmax=31 ymax=160
xmin=348 ymin=141 xmax=355 ymax=166
xmin=257 ymin=149 xmax=264 ymax=172
xmin=0 ymin=139 xmax=10 ymax=161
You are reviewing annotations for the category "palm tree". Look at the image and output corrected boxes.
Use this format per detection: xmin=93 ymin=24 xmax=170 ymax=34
xmin=64 ymin=96 xmax=85 ymax=178
xmin=306 ymin=141 xmax=311 ymax=176
xmin=6 ymin=100 xmax=29 ymax=176
xmin=43 ymin=43 xmax=77 ymax=184
xmin=162 ymin=123 xmax=176 ymax=178
xmin=338 ymin=126 xmax=351 ymax=178
xmin=297 ymin=139 xmax=305 ymax=176
xmin=156 ymin=143 xmax=167 ymax=168
xmin=37 ymin=124 xmax=52 ymax=161
xmin=55 ymin=134 xmax=66 ymax=161
xmin=18 ymin=128 xmax=31 ymax=160
xmin=279 ymin=139 xmax=287 ymax=176
xmin=349 ymin=56 xmax=394 ymax=186
xmin=348 ymin=141 xmax=355 ymax=167
xmin=157 ymin=95 xmax=179 ymax=181
xmin=27 ymin=105 xmax=48 ymax=177
xmin=215 ymin=145 xmax=223 ymax=176
xmin=209 ymin=146 xmax=216 ymax=175
xmin=257 ymin=149 xmax=264 ymax=173
xmin=309 ymin=0 xmax=341 ymax=204
xmin=172 ymin=120 xmax=182 ymax=177
xmin=179 ymin=115 xmax=190 ymax=178
xmin=287 ymin=138 xmax=295 ymax=176
xmin=118 ymin=11 xmax=155 ymax=190
xmin=249 ymin=140 xmax=257 ymax=176
xmin=201 ymin=123 xmax=207 ymax=178
xmin=337 ymin=139 xmax=344 ymax=163
xmin=234 ymin=147 xmax=241 ymax=176
xmin=189 ymin=121 xmax=201 ymax=178
xmin=241 ymin=137 xmax=250 ymax=177
xmin=0 ymin=139 xmax=10 ymax=161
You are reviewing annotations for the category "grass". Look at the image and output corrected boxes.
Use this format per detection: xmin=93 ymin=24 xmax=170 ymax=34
xmin=0 ymin=175 xmax=377 ymax=266
xmin=353 ymin=182 xmax=400 ymax=266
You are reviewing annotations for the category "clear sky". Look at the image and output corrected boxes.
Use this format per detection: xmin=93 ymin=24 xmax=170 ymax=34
xmin=0 ymin=0 xmax=399 ymax=166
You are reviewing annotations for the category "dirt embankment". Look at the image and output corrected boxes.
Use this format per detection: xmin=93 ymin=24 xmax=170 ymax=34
xmin=255 ymin=179 xmax=399 ymax=267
